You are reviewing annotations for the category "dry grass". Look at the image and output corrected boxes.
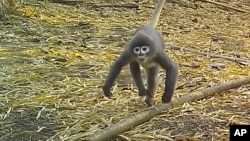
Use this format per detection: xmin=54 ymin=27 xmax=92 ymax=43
xmin=0 ymin=0 xmax=249 ymax=140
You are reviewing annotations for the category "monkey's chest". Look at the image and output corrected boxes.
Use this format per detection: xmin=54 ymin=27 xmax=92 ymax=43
xmin=137 ymin=59 xmax=156 ymax=68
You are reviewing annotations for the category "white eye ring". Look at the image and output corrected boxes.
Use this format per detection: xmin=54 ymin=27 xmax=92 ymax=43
xmin=141 ymin=46 xmax=149 ymax=54
xmin=133 ymin=47 xmax=140 ymax=55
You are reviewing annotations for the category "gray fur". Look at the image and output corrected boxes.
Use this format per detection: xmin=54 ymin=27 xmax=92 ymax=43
xmin=102 ymin=1 xmax=178 ymax=107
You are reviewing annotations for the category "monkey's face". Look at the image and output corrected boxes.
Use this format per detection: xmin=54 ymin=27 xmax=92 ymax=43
xmin=133 ymin=46 xmax=150 ymax=64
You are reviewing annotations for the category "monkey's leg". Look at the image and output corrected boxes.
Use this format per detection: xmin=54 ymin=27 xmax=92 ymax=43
xmin=162 ymin=61 xmax=178 ymax=103
xmin=144 ymin=66 xmax=160 ymax=107
xmin=130 ymin=62 xmax=147 ymax=96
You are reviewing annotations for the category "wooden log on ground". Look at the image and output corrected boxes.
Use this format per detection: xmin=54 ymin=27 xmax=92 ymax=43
xmin=82 ymin=76 xmax=250 ymax=141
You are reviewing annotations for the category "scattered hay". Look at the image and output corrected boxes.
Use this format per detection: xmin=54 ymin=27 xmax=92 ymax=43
xmin=0 ymin=0 xmax=249 ymax=140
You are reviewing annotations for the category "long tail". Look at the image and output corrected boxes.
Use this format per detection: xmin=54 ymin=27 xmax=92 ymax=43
xmin=149 ymin=0 xmax=165 ymax=27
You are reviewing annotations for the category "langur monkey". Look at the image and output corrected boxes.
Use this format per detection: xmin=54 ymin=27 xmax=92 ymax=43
xmin=102 ymin=0 xmax=178 ymax=107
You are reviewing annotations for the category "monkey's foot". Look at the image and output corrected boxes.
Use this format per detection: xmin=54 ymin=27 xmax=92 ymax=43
xmin=144 ymin=96 xmax=153 ymax=107
xmin=162 ymin=93 xmax=171 ymax=103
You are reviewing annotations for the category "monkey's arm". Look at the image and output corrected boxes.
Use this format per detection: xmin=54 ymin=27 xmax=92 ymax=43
xmin=130 ymin=62 xmax=147 ymax=96
xmin=102 ymin=52 xmax=131 ymax=97
xmin=156 ymin=54 xmax=178 ymax=103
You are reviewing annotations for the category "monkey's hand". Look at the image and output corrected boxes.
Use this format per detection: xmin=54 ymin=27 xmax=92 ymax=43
xmin=102 ymin=86 xmax=113 ymax=98
xmin=162 ymin=92 xmax=172 ymax=103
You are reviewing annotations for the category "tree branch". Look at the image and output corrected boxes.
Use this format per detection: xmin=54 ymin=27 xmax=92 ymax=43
xmin=84 ymin=76 xmax=250 ymax=141
xmin=197 ymin=0 xmax=249 ymax=13
xmin=166 ymin=43 xmax=250 ymax=65
xmin=91 ymin=4 xmax=139 ymax=9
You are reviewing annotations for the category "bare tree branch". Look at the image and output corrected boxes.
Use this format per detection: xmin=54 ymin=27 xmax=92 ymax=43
xmin=166 ymin=43 xmax=250 ymax=65
xmin=197 ymin=0 xmax=249 ymax=13
xmin=83 ymin=76 xmax=250 ymax=141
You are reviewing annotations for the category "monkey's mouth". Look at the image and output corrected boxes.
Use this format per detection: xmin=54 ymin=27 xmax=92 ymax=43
xmin=137 ymin=57 xmax=146 ymax=63
xmin=139 ymin=59 xmax=145 ymax=62
xmin=137 ymin=55 xmax=146 ymax=63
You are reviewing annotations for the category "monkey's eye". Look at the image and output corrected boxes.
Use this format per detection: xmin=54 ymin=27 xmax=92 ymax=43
xmin=141 ymin=46 xmax=149 ymax=54
xmin=134 ymin=47 xmax=140 ymax=55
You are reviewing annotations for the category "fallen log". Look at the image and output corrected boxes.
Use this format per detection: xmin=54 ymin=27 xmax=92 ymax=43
xmin=84 ymin=76 xmax=250 ymax=141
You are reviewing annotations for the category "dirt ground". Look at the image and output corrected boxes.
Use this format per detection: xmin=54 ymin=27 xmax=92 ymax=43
xmin=0 ymin=0 xmax=250 ymax=141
